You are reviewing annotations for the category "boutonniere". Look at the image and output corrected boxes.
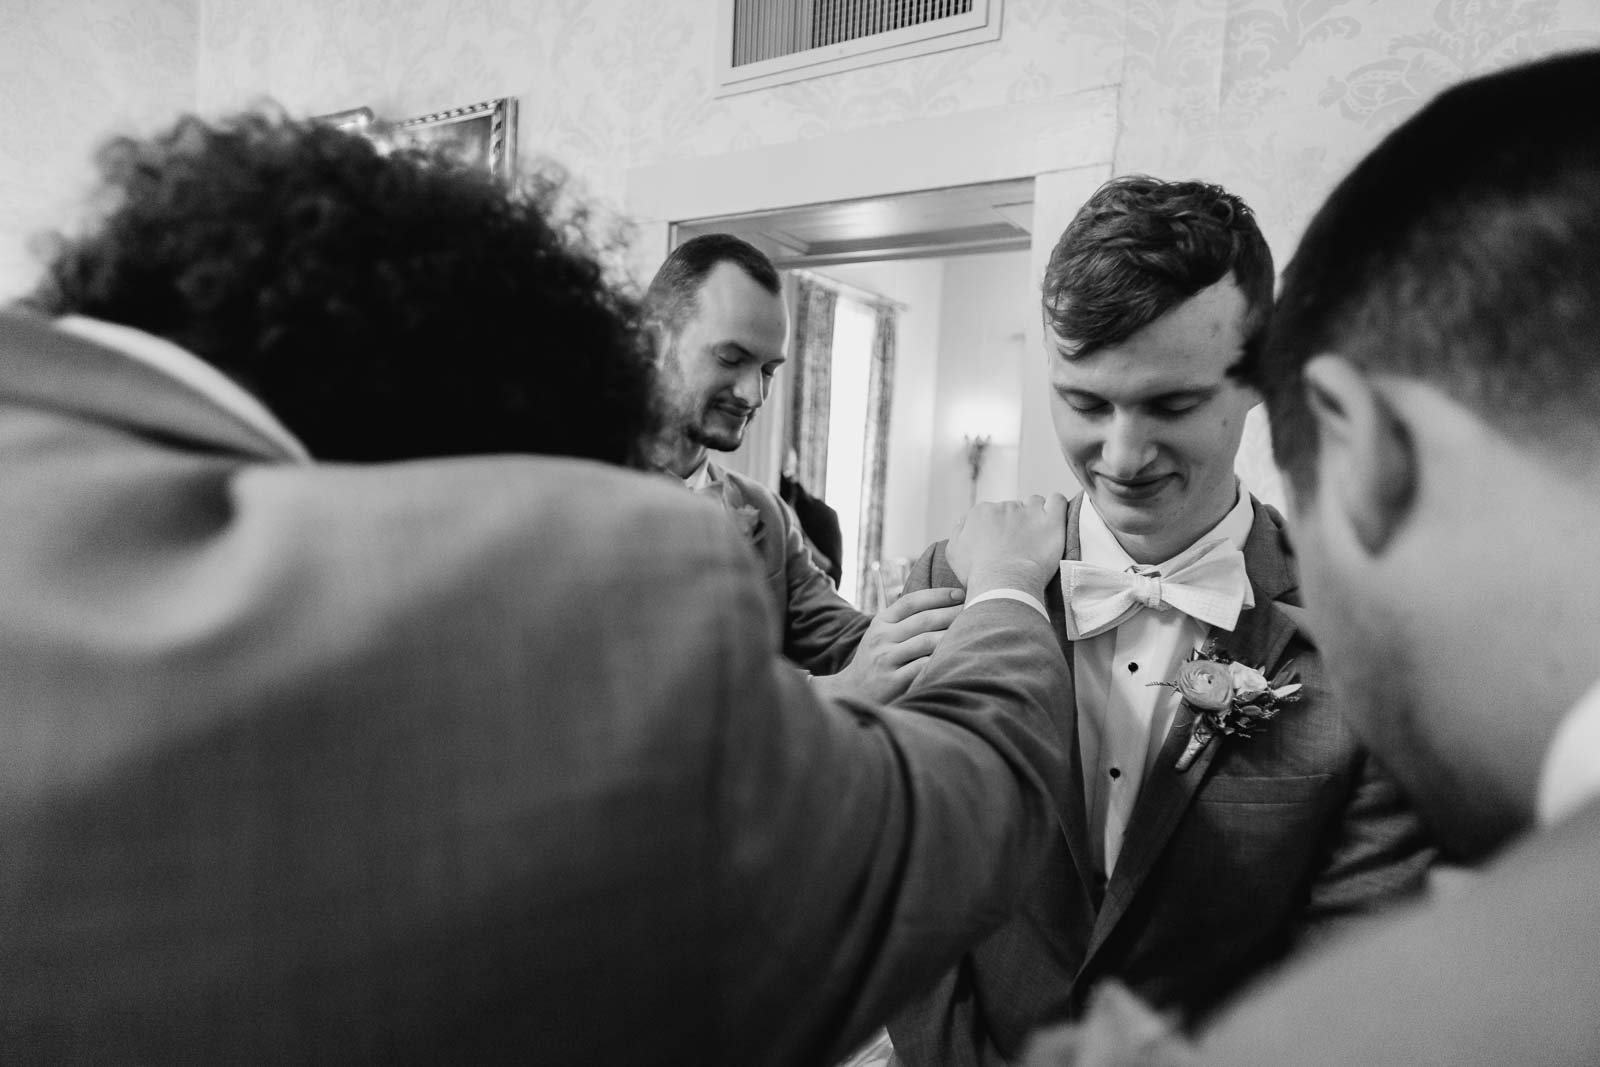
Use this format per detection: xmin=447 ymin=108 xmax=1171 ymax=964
xmin=693 ymin=480 xmax=766 ymax=546
xmin=1150 ymin=643 xmax=1303 ymax=772
xmin=729 ymin=503 xmax=763 ymax=544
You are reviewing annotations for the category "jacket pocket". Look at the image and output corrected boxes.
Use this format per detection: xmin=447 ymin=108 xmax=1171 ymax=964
xmin=1199 ymin=773 xmax=1333 ymax=805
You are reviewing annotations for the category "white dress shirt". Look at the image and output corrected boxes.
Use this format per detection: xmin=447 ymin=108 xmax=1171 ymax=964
xmin=1076 ymin=488 xmax=1256 ymax=880
xmin=1537 ymin=677 xmax=1600 ymax=826
xmin=683 ymin=457 xmax=713 ymax=491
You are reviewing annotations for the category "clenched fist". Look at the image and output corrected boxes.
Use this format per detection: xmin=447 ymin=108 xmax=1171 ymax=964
xmin=946 ymin=493 xmax=1069 ymax=599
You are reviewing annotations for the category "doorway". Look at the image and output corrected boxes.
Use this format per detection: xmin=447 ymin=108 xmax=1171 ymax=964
xmin=672 ymin=177 xmax=1038 ymax=605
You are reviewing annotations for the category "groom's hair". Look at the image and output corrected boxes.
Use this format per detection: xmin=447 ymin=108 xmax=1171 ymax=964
xmin=1250 ymin=49 xmax=1600 ymax=497
xmin=27 ymin=108 xmax=658 ymax=466
xmin=1041 ymin=175 xmax=1274 ymax=361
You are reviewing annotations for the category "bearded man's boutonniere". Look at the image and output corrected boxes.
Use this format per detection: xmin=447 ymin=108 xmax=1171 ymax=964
xmin=729 ymin=504 xmax=763 ymax=544
xmin=1151 ymin=644 xmax=1303 ymax=772
xmin=693 ymin=481 xmax=765 ymax=547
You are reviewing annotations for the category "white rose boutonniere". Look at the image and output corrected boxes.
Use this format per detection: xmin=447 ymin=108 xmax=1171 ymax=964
xmin=729 ymin=504 xmax=763 ymax=544
xmin=694 ymin=481 xmax=766 ymax=547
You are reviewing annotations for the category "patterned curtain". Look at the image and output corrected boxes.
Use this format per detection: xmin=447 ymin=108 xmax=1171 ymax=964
xmin=856 ymin=301 xmax=898 ymax=610
xmin=787 ymin=275 xmax=837 ymax=494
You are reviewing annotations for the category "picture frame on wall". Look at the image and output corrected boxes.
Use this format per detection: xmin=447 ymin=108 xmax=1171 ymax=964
xmin=396 ymin=98 xmax=519 ymax=183
xmin=312 ymin=97 xmax=519 ymax=183
xmin=315 ymin=107 xmax=375 ymax=132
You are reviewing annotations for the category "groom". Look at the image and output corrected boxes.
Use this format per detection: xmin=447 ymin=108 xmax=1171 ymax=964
xmin=1022 ymin=49 xmax=1600 ymax=1067
xmin=888 ymin=176 xmax=1433 ymax=1065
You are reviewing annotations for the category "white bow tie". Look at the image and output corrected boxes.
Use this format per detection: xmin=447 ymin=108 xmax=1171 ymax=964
xmin=1059 ymin=537 xmax=1253 ymax=641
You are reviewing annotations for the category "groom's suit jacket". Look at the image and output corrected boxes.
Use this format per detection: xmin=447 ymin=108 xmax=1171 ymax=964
xmin=0 ymin=311 xmax=1073 ymax=1066
xmin=701 ymin=460 xmax=870 ymax=674
xmin=889 ymin=495 xmax=1433 ymax=1066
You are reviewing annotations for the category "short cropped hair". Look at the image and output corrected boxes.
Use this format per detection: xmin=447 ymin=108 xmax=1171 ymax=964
xmin=643 ymin=233 xmax=781 ymax=339
xmin=1042 ymin=175 xmax=1274 ymax=360
xmin=28 ymin=109 xmax=656 ymax=466
xmin=1253 ymin=50 xmax=1600 ymax=495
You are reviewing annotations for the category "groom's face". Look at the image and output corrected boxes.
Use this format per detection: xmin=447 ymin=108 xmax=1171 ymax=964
xmin=1049 ymin=277 xmax=1258 ymax=564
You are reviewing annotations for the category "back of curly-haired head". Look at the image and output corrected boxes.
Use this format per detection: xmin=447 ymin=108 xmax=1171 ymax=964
xmin=1042 ymin=175 xmax=1274 ymax=360
xmin=27 ymin=109 xmax=657 ymax=466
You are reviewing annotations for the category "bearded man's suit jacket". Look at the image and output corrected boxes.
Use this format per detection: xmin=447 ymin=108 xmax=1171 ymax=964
xmin=0 ymin=311 xmax=1074 ymax=1066
xmin=700 ymin=460 xmax=869 ymax=674
xmin=888 ymin=495 xmax=1433 ymax=1066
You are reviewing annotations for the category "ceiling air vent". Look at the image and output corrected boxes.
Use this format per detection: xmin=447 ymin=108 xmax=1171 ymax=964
xmin=716 ymin=0 xmax=1003 ymax=97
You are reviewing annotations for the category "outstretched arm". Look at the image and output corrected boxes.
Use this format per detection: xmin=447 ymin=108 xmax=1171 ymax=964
xmin=717 ymin=495 xmax=1072 ymax=1067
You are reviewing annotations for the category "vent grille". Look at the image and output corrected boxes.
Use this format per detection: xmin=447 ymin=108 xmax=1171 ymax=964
xmin=733 ymin=0 xmax=975 ymax=66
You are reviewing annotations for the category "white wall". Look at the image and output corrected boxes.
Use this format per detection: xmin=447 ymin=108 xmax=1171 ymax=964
xmin=0 ymin=0 xmax=198 ymax=301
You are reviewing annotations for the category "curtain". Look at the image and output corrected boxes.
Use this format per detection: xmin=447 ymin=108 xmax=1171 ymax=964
xmin=856 ymin=301 xmax=897 ymax=610
xmin=787 ymin=275 xmax=837 ymax=494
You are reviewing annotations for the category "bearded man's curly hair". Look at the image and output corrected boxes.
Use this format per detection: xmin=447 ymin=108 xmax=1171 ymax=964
xmin=27 ymin=109 xmax=657 ymax=465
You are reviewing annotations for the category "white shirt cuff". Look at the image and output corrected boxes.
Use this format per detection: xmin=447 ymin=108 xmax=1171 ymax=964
xmin=965 ymin=587 xmax=1049 ymax=622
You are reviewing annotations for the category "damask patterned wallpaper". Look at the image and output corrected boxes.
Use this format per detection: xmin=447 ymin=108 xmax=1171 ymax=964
xmin=171 ymin=0 xmax=1600 ymax=512
xmin=190 ymin=0 xmax=1125 ymax=209
xmin=5 ymin=0 xmax=1600 ymax=502
xmin=183 ymin=0 xmax=1600 ymax=248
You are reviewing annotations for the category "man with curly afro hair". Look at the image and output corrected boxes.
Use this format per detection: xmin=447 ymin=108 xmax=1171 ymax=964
xmin=0 ymin=110 xmax=1080 ymax=1066
xmin=25 ymin=110 xmax=656 ymax=464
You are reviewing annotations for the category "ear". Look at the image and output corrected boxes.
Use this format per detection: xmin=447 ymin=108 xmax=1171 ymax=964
xmin=1302 ymin=355 xmax=1418 ymax=556
xmin=644 ymin=320 xmax=671 ymax=366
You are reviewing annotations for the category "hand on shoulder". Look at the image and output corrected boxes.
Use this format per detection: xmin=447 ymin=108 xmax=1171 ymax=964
xmin=947 ymin=494 xmax=1069 ymax=598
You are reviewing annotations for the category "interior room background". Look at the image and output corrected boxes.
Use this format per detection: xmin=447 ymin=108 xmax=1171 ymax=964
xmin=7 ymin=0 xmax=1598 ymax=603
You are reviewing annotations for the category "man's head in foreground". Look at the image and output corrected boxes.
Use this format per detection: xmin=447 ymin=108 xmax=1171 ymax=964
xmin=25 ymin=109 xmax=656 ymax=465
xmin=1041 ymin=175 xmax=1274 ymax=563
xmin=1249 ymin=49 xmax=1600 ymax=862
xmin=643 ymin=233 xmax=788 ymax=478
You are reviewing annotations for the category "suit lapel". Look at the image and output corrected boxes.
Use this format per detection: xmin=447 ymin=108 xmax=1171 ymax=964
xmin=0 ymin=310 xmax=299 ymax=463
xmin=1084 ymin=700 xmax=1225 ymax=953
xmin=1079 ymin=499 xmax=1302 ymax=962
xmin=701 ymin=463 xmax=768 ymax=553
xmin=1213 ymin=503 xmax=1301 ymax=674
xmin=1051 ymin=497 xmax=1100 ymax=901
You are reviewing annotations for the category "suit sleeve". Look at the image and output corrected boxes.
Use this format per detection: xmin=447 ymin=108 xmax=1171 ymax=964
xmin=1294 ymin=742 xmax=1435 ymax=945
xmin=1196 ymin=804 xmax=1600 ymax=1067
xmin=883 ymin=539 xmax=1013 ymax=1067
xmin=774 ymin=492 xmax=872 ymax=675
xmin=712 ymin=541 xmax=1072 ymax=1067
xmin=897 ymin=541 xmax=941 ymax=598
